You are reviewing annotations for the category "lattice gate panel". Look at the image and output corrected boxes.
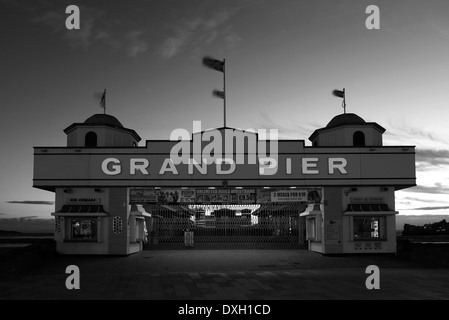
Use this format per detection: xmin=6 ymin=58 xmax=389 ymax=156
xmin=144 ymin=204 xmax=307 ymax=249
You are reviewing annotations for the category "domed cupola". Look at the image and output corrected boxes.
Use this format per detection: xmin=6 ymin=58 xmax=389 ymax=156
xmin=326 ymin=113 xmax=366 ymax=128
xmin=309 ymin=112 xmax=385 ymax=147
xmin=83 ymin=114 xmax=124 ymax=128
xmin=64 ymin=113 xmax=141 ymax=147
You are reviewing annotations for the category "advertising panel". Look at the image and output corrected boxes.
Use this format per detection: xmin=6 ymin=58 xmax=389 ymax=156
xmin=130 ymin=188 xmax=196 ymax=204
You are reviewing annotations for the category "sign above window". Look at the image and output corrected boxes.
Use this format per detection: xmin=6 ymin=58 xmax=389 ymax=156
xmin=350 ymin=197 xmax=385 ymax=204
xmin=67 ymin=198 xmax=101 ymax=204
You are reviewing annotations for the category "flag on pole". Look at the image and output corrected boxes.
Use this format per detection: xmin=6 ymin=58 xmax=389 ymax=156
xmin=213 ymin=89 xmax=225 ymax=99
xmin=332 ymin=88 xmax=346 ymax=113
xmin=202 ymin=56 xmax=225 ymax=72
xmin=332 ymin=89 xmax=345 ymax=98
xmin=100 ymin=89 xmax=106 ymax=113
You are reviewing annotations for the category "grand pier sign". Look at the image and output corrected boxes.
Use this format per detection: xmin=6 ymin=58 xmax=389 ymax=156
xmin=33 ymin=128 xmax=415 ymax=190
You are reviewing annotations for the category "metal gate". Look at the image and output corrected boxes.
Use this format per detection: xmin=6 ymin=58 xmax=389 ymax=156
xmin=143 ymin=204 xmax=307 ymax=249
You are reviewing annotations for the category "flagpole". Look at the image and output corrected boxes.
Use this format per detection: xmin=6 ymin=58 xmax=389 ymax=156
xmin=223 ymin=58 xmax=226 ymax=128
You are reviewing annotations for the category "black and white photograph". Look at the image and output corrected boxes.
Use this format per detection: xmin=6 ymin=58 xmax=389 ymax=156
xmin=1 ymin=0 xmax=448 ymax=307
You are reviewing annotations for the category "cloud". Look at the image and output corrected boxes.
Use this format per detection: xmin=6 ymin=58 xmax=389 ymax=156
xmin=64 ymin=15 xmax=95 ymax=48
xmin=401 ymin=197 xmax=445 ymax=204
xmin=94 ymin=30 xmax=121 ymax=50
xmin=252 ymin=111 xmax=321 ymax=140
xmin=409 ymin=206 xmax=449 ymax=211
xmin=31 ymin=5 xmax=106 ymax=49
xmin=125 ymin=30 xmax=149 ymax=57
xmin=33 ymin=10 xmax=63 ymax=31
xmin=384 ymin=120 xmax=449 ymax=148
xmin=415 ymin=148 xmax=449 ymax=167
xmin=158 ymin=8 xmax=240 ymax=59
xmin=224 ymin=31 xmax=241 ymax=49
xmin=385 ymin=122 xmax=435 ymax=141
xmin=26 ymin=4 xmax=128 ymax=55
xmin=403 ymin=183 xmax=449 ymax=195
xmin=7 ymin=201 xmax=55 ymax=205
xmin=159 ymin=27 xmax=194 ymax=59
xmin=428 ymin=19 xmax=449 ymax=40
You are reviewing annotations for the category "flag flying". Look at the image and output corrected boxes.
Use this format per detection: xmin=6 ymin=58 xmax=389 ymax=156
xmin=100 ymin=89 xmax=106 ymax=109
xmin=202 ymin=56 xmax=224 ymax=72
xmin=213 ymin=89 xmax=225 ymax=99
xmin=332 ymin=89 xmax=345 ymax=98
xmin=100 ymin=89 xmax=106 ymax=110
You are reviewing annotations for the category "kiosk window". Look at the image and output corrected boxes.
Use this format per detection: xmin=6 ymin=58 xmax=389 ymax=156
xmin=71 ymin=219 xmax=98 ymax=241
xmin=353 ymin=217 xmax=384 ymax=240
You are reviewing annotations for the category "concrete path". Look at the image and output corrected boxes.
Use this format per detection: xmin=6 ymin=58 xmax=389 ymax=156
xmin=1 ymin=250 xmax=448 ymax=300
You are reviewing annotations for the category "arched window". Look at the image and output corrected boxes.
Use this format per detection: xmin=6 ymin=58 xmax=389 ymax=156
xmin=85 ymin=131 xmax=97 ymax=147
xmin=353 ymin=131 xmax=365 ymax=147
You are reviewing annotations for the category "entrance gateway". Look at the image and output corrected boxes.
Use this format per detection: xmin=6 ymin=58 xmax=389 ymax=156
xmin=33 ymin=112 xmax=416 ymax=255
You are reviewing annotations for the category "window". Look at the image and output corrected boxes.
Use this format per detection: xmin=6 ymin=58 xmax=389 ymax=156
xmin=85 ymin=131 xmax=97 ymax=147
xmin=353 ymin=131 xmax=365 ymax=147
xmin=353 ymin=216 xmax=384 ymax=240
xmin=70 ymin=218 xmax=98 ymax=241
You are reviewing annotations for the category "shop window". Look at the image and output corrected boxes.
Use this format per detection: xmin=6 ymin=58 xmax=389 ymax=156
xmin=353 ymin=131 xmax=365 ymax=147
xmin=85 ymin=131 xmax=97 ymax=147
xmin=70 ymin=218 xmax=97 ymax=241
xmin=353 ymin=216 xmax=385 ymax=240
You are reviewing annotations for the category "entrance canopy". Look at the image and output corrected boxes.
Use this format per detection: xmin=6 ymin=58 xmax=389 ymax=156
xmin=52 ymin=205 xmax=107 ymax=217
xmin=343 ymin=203 xmax=398 ymax=216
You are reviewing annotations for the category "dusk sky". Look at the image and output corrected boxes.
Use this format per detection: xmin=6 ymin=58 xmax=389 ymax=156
xmin=1 ymin=0 xmax=449 ymax=228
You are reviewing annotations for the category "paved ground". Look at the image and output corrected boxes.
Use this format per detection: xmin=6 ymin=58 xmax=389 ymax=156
xmin=1 ymin=249 xmax=448 ymax=300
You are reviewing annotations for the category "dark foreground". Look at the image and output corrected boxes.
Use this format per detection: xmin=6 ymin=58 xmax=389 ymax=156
xmin=0 ymin=242 xmax=448 ymax=300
